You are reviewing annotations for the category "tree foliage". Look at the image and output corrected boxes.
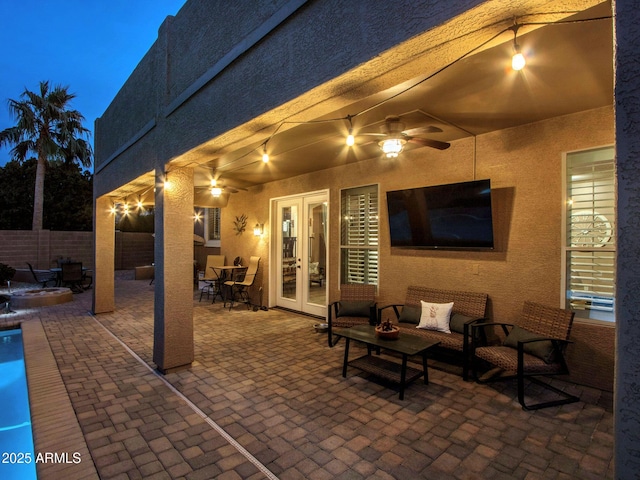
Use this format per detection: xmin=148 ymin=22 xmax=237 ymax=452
xmin=117 ymin=208 xmax=155 ymax=233
xmin=0 ymin=81 xmax=92 ymax=229
xmin=0 ymin=159 xmax=93 ymax=230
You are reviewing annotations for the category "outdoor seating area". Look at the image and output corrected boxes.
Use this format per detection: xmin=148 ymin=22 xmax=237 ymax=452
xmin=0 ymin=270 xmax=614 ymax=479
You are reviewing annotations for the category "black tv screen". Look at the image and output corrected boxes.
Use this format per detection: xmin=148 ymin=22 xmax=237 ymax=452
xmin=386 ymin=179 xmax=495 ymax=250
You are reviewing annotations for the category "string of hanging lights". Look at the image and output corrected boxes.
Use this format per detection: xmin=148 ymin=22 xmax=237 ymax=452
xmin=209 ymin=13 xmax=611 ymax=176
xmin=142 ymin=11 xmax=611 ymax=206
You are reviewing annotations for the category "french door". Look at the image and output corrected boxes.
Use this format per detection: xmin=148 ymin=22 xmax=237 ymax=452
xmin=272 ymin=191 xmax=328 ymax=316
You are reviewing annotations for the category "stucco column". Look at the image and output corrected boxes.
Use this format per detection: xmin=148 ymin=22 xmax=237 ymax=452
xmin=92 ymin=195 xmax=115 ymax=314
xmin=614 ymin=0 xmax=640 ymax=475
xmin=153 ymin=166 xmax=194 ymax=373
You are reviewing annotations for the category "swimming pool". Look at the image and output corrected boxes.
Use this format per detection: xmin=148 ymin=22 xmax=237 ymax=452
xmin=0 ymin=328 xmax=37 ymax=479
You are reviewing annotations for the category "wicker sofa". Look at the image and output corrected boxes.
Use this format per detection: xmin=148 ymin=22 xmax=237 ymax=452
xmin=378 ymin=286 xmax=488 ymax=380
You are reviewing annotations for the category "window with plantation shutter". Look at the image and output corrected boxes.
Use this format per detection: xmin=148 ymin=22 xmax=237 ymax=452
xmin=340 ymin=185 xmax=379 ymax=285
xmin=204 ymin=207 xmax=221 ymax=246
xmin=564 ymin=146 xmax=615 ymax=322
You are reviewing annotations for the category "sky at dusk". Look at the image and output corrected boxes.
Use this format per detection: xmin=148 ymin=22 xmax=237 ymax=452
xmin=0 ymin=0 xmax=187 ymax=168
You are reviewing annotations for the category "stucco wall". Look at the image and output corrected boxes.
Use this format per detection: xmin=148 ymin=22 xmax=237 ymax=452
xmin=614 ymin=0 xmax=640 ymax=472
xmin=94 ymin=0 xmax=489 ymax=197
xmin=220 ymin=105 xmax=615 ymax=391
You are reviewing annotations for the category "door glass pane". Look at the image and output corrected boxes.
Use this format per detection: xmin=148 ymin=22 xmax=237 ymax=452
xmin=282 ymin=205 xmax=297 ymax=299
xmin=307 ymin=201 xmax=327 ymax=306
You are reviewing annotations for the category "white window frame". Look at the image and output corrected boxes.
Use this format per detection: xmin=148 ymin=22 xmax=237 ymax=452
xmin=562 ymin=145 xmax=615 ymax=323
xmin=340 ymin=184 xmax=379 ymax=285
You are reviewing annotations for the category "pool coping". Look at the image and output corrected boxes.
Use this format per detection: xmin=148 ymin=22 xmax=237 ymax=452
xmin=21 ymin=320 xmax=99 ymax=480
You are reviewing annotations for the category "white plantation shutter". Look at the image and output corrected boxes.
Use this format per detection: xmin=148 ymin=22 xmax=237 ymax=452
xmin=206 ymin=207 xmax=221 ymax=241
xmin=341 ymin=185 xmax=379 ymax=285
xmin=565 ymin=147 xmax=615 ymax=320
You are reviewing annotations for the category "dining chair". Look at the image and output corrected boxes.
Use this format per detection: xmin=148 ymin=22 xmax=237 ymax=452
xmin=224 ymin=256 xmax=260 ymax=309
xmin=27 ymin=262 xmax=57 ymax=288
xmin=61 ymin=262 xmax=85 ymax=293
xmin=199 ymin=255 xmax=226 ymax=302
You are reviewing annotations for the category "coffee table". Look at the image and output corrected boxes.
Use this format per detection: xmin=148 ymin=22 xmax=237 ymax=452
xmin=334 ymin=325 xmax=440 ymax=400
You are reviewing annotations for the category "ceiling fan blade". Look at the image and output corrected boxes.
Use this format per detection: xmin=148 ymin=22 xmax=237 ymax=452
xmin=356 ymin=132 xmax=385 ymax=137
xmin=403 ymin=125 xmax=443 ymax=136
xmin=408 ymin=137 xmax=451 ymax=150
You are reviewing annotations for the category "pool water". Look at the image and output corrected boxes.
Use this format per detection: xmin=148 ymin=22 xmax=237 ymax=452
xmin=0 ymin=329 xmax=37 ymax=479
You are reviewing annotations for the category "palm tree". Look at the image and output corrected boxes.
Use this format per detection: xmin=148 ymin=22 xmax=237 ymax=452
xmin=0 ymin=81 xmax=92 ymax=230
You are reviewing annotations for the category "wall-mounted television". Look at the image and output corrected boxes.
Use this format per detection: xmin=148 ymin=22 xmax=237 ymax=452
xmin=386 ymin=179 xmax=495 ymax=250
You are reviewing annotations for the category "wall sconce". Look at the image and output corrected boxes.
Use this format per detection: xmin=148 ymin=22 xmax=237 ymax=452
xmin=254 ymin=223 xmax=264 ymax=236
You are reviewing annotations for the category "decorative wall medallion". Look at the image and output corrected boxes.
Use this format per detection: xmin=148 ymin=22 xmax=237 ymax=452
xmin=234 ymin=214 xmax=248 ymax=235
xmin=570 ymin=211 xmax=612 ymax=247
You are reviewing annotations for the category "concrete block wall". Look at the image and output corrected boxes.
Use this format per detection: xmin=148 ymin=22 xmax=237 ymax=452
xmin=0 ymin=230 xmax=43 ymax=269
xmin=0 ymin=230 xmax=155 ymax=274
xmin=50 ymin=231 xmax=94 ymax=268
xmin=116 ymin=232 xmax=154 ymax=269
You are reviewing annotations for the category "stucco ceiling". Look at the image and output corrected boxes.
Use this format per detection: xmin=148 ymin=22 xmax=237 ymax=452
xmin=115 ymin=1 xmax=613 ymax=202
xmin=187 ymin=1 xmax=613 ymax=195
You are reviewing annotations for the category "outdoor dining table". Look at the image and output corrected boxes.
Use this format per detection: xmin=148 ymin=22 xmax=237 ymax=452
xmin=209 ymin=265 xmax=247 ymax=302
xmin=50 ymin=266 xmax=90 ymax=287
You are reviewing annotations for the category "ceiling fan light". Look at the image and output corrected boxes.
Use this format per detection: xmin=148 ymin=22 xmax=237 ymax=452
xmin=380 ymin=138 xmax=405 ymax=158
xmin=211 ymin=187 xmax=222 ymax=197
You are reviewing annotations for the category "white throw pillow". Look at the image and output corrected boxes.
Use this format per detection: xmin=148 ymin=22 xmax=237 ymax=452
xmin=417 ymin=301 xmax=454 ymax=334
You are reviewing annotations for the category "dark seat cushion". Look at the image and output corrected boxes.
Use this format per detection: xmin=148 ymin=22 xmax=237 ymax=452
xmin=449 ymin=313 xmax=475 ymax=334
xmin=398 ymin=305 xmax=421 ymax=324
xmin=337 ymin=300 xmax=374 ymax=318
xmin=503 ymin=325 xmax=557 ymax=364
xmin=396 ymin=324 xmax=465 ymax=351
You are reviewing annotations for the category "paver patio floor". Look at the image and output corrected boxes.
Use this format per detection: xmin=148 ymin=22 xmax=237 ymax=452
xmin=0 ymin=271 xmax=614 ymax=479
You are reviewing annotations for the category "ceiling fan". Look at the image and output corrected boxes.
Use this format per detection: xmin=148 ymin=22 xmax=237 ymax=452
xmin=196 ymin=177 xmax=248 ymax=197
xmin=358 ymin=115 xmax=450 ymax=157
xmin=194 ymin=176 xmax=247 ymax=208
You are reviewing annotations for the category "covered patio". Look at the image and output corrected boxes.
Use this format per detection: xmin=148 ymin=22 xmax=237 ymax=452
xmin=2 ymin=273 xmax=613 ymax=479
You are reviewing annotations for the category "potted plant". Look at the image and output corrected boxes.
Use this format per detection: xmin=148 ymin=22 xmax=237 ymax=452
xmin=0 ymin=263 xmax=16 ymax=286
xmin=375 ymin=319 xmax=400 ymax=339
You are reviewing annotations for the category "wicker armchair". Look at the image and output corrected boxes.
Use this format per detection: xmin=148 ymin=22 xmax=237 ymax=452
xmin=471 ymin=301 xmax=579 ymax=410
xmin=327 ymin=284 xmax=377 ymax=347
